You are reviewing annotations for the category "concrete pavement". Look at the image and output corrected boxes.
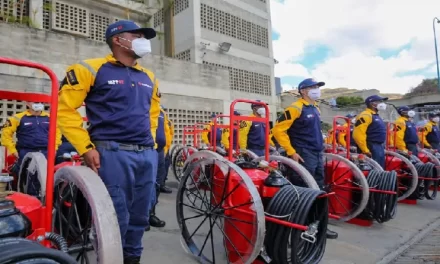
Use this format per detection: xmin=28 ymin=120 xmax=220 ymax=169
xmin=142 ymin=178 xmax=440 ymax=264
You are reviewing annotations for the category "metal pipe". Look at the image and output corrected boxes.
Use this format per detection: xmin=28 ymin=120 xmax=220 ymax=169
xmin=433 ymin=17 xmax=440 ymax=92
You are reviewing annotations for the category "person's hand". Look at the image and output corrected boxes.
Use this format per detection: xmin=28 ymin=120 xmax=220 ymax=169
xmin=363 ymin=152 xmax=372 ymax=158
xmin=290 ymin=153 xmax=304 ymax=163
xmin=83 ymin=149 xmax=100 ymax=173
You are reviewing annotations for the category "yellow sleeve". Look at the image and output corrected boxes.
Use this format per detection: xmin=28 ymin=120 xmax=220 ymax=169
xmin=394 ymin=121 xmax=407 ymax=151
xmin=57 ymin=63 xmax=95 ymax=156
xmin=164 ymin=113 xmax=171 ymax=154
xmin=148 ymin=77 xmax=161 ymax=148
xmin=202 ymin=124 xmax=211 ymax=144
xmin=422 ymin=124 xmax=433 ymax=148
xmin=272 ymin=105 xmax=302 ymax=156
xmin=269 ymin=131 xmax=275 ymax=147
xmin=325 ymin=130 xmax=333 ymax=144
xmin=352 ymin=113 xmax=372 ymax=153
xmin=238 ymin=121 xmax=251 ymax=149
xmin=0 ymin=115 xmax=20 ymax=155
xmin=221 ymin=128 xmax=230 ymax=149
xmin=338 ymin=124 xmax=347 ymax=147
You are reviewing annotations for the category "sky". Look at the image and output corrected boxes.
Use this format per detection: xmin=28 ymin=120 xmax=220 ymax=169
xmin=270 ymin=0 xmax=440 ymax=94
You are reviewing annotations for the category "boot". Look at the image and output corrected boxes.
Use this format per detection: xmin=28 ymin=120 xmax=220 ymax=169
xmin=123 ymin=256 xmax=140 ymax=264
xmin=326 ymin=229 xmax=338 ymax=239
xmin=149 ymin=206 xmax=166 ymax=228
xmin=145 ymin=225 xmax=150 ymax=232
xmin=160 ymin=185 xmax=172 ymax=194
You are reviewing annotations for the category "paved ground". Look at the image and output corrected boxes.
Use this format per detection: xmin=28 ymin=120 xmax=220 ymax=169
xmin=141 ymin=175 xmax=440 ymax=264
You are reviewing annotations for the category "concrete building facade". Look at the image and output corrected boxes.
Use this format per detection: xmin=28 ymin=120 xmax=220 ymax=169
xmin=0 ymin=0 xmax=276 ymax=145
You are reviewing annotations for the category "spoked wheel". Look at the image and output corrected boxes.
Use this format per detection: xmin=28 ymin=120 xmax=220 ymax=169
xmin=420 ymin=149 xmax=440 ymax=166
xmin=252 ymin=155 xmax=319 ymax=189
xmin=323 ymin=153 xmax=369 ymax=221
xmin=269 ymin=146 xmax=280 ymax=156
xmin=385 ymin=151 xmax=418 ymax=201
xmin=53 ymin=166 xmax=123 ymax=264
xmin=176 ymin=158 xmax=265 ymax=264
xmin=17 ymin=152 xmax=47 ymax=201
xmin=173 ymin=146 xmax=199 ymax=181
xmin=170 ymin=144 xmax=183 ymax=160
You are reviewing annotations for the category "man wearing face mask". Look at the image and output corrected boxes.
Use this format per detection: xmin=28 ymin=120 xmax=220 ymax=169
xmin=273 ymin=78 xmax=338 ymax=239
xmin=352 ymin=95 xmax=388 ymax=168
xmin=222 ymin=111 xmax=241 ymax=151
xmin=202 ymin=114 xmax=223 ymax=148
xmin=1 ymin=102 xmax=62 ymax=195
xmin=56 ymin=20 xmax=160 ymax=264
xmin=338 ymin=114 xmax=358 ymax=150
xmin=394 ymin=106 xmax=419 ymax=156
xmin=239 ymin=100 xmax=268 ymax=156
xmin=420 ymin=113 xmax=440 ymax=151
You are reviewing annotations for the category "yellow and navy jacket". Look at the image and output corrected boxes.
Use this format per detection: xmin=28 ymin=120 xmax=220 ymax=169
xmin=394 ymin=116 xmax=418 ymax=151
xmin=57 ymin=54 xmax=161 ymax=155
xmin=352 ymin=108 xmax=386 ymax=153
xmin=420 ymin=121 xmax=440 ymax=148
xmin=0 ymin=110 xmax=62 ymax=155
xmin=272 ymin=98 xmax=323 ymax=156
xmin=165 ymin=117 xmax=174 ymax=154
xmin=202 ymin=122 xmax=222 ymax=146
xmin=238 ymin=114 xmax=267 ymax=150
xmin=338 ymin=123 xmax=357 ymax=148
xmin=221 ymin=125 xmax=239 ymax=150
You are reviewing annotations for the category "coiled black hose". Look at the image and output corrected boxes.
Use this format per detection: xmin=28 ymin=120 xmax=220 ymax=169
xmin=0 ymin=237 xmax=76 ymax=264
xmin=412 ymin=162 xmax=438 ymax=200
xmin=264 ymin=185 xmax=328 ymax=264
xmin=363 ymin=170 xmax=398 ymax=223
xmin=45 ymin=232 xmax=68 ymax=253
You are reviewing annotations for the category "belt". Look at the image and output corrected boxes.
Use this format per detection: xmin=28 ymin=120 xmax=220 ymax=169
xmin=94 ymin=141 xmax=153 ymax=152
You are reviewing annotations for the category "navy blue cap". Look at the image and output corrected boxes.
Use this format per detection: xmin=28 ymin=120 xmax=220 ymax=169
xmin=210 ymin=113 xmax=217 ymax=118
xmin=233 ymin=110 xmax=241 ymax=116
xmin=365 ymin=95 xmax=388 ymax=105
xmin=105 ymin=20 xmax=156 ymax=40
xmin=298 ymin=78 xmax=325 ymax=90
xmin=251 ymin=100 xmax=268 ymax=109
xmin=346 ymin=113 xmax=356 ymax=118
xmin=397 ymin=106 xmax=410 ymax=114
xmin=428 ymin=113 xmax=437 ymax=118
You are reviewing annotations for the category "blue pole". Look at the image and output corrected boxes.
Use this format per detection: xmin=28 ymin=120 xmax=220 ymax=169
xmin=434 ymin=17 xmax=440 ymax=92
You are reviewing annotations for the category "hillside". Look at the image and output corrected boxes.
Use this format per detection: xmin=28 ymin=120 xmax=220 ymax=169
xmin=283 ymin=87 xmax=403 ymax=100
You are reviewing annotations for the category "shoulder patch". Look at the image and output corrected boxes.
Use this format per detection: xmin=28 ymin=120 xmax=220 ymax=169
xmin=355 ymin=117 xmax=366 ymax=127
xmin=277 ymin=110 xmax=292 ymax=123
xmin=59 ymin=77 xmax=68 ymax=91
xmin=2 ymin=120 xmax=11 ymax=128
xmin=66 ymin=69 xmax=79 ymax=86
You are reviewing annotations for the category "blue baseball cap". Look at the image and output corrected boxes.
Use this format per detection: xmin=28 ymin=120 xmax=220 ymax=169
xmin=346 ymin=113 xmax=356 ymax=118
xmin=210 ymin=113 xmax=217 ymax=118
xmin=251 ymin=100 xmax=268 ymax=109
xmin=298 ymin=78 xmax=325 ymax=90
xmin=105 ymin=20 xmax=156 ymax=40
xmin=397 ymin=106 xmax=410 ymax=114
xmin=233 ymin=110 xmax=241 ymax=116
xmin=365 ymin=95 xmax=388 ymax=105
xmin=428 ymin=112 xmax=440 ymax=118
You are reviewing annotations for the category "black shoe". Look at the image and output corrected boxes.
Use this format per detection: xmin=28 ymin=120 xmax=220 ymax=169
xmin=124 ymin=256 xmax=140 ymax=264
xmin=326 ymin=229 xmax=338 ymax=239
xmin=160 ymin=185 xmax=172 ymax=193
xmin=145 ymin=225 xmax=150 ymax=232
xmin=150 ymin=214 xmax=166 ymax=228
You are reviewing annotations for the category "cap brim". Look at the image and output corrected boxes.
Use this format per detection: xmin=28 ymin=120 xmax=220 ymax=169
xmin=128 ymin=28 xmax=157 ymax=39
xmin=316 ymin=81 xmax=325 ymax=87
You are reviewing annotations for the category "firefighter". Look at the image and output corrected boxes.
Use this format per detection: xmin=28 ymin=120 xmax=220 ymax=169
xmin=161 ymin=110 xmax=173 ymax=194
xmin=338 ymin=114 xmax=357 ymax=149
xmin=352 ymin=95 xmax=388 ymax=168
xmin=202 ymin=114 xmax=222 ymax=147
xmin=272 ymin=77 xmax=338 ymax=239
xmin=420 ymin=113 xmax=440 ymax=151
xmin=1 ymin=101 xmax=62 ymax=195
xmin=394 ymin=106 xmax=419 ymax=156
xmin=221 ymin=111 xmax=241 ymax=151
xmin=325 ymin=122 xmax=342 ymax=145
xmin=239 ymin=100 xmax=268 ymax=156
xmin=57 ymin=20 xmax=159 ymax=264
xmin=147 ymin=105 xmax=169 ymax=231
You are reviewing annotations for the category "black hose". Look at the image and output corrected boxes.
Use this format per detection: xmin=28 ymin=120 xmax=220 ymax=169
xmin=0 ymin=237 xmax=77 ymax=264
xmin=264 ymin=185 xmax=328 ymax=264
xmin=45 ymin=232 xmax=68 ymax=253
xmin=362 ymin=170 xmax=398 ymax=223
xmin=413 ymin=162 xmax=438 ymax=200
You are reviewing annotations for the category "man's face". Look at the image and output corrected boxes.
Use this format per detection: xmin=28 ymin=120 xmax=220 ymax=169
xmin=113 ymin=32 xmax=145 ymax=57
xmin=300 ymin=85 xmax=319 ymax=97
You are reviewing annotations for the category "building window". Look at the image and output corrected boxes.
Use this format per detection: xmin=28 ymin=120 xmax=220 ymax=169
xmin=153 ymin=0 xmax=189 ymax=28
xmin=203 ymin=61 xmax=271 ymax=96
xmin=0 ymin=0 xmax=29 ymax=23
xmin=89 ymin=13 xmax=110 ymax=42
xmin=174 ymin=49 xmax=191 ymax=61
xmin=51 ymin=1 xmax=89 ymax=37
xmin=200 ymin=4 xmax=269 ymax=48
xmin=165 ymin=108 xmax=222 ymax=145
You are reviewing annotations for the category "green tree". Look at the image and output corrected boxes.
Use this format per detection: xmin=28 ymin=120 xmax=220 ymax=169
xmin=405 ymin=78 xmax=439 ymax=97
xmin=335 ymin=96 xmax=363 ymax=107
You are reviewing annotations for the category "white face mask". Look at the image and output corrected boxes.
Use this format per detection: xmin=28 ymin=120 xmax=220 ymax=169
xmin=308 ymin=88 xmax=321 ymax=101
xmin=351 ymin=118 xmax=356 ymax=124
xmin=131 ymin=38 xmax=151 ymax=57
xmin=433 ymin=117 xmax=440 ymax=123
xmin=31 ymin=103 xmax=44 ymax=112
xmin=256 ymin=108 xmax=266 ymax=117
xmin=407 ymin=110 xmax=415 ymax=117
xmin=377 ymin=102 xmax=387 ymax=111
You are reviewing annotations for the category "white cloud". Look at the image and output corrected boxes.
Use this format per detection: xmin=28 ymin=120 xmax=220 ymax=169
xmin=271 ymin=0 xmax=440 ymax=93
